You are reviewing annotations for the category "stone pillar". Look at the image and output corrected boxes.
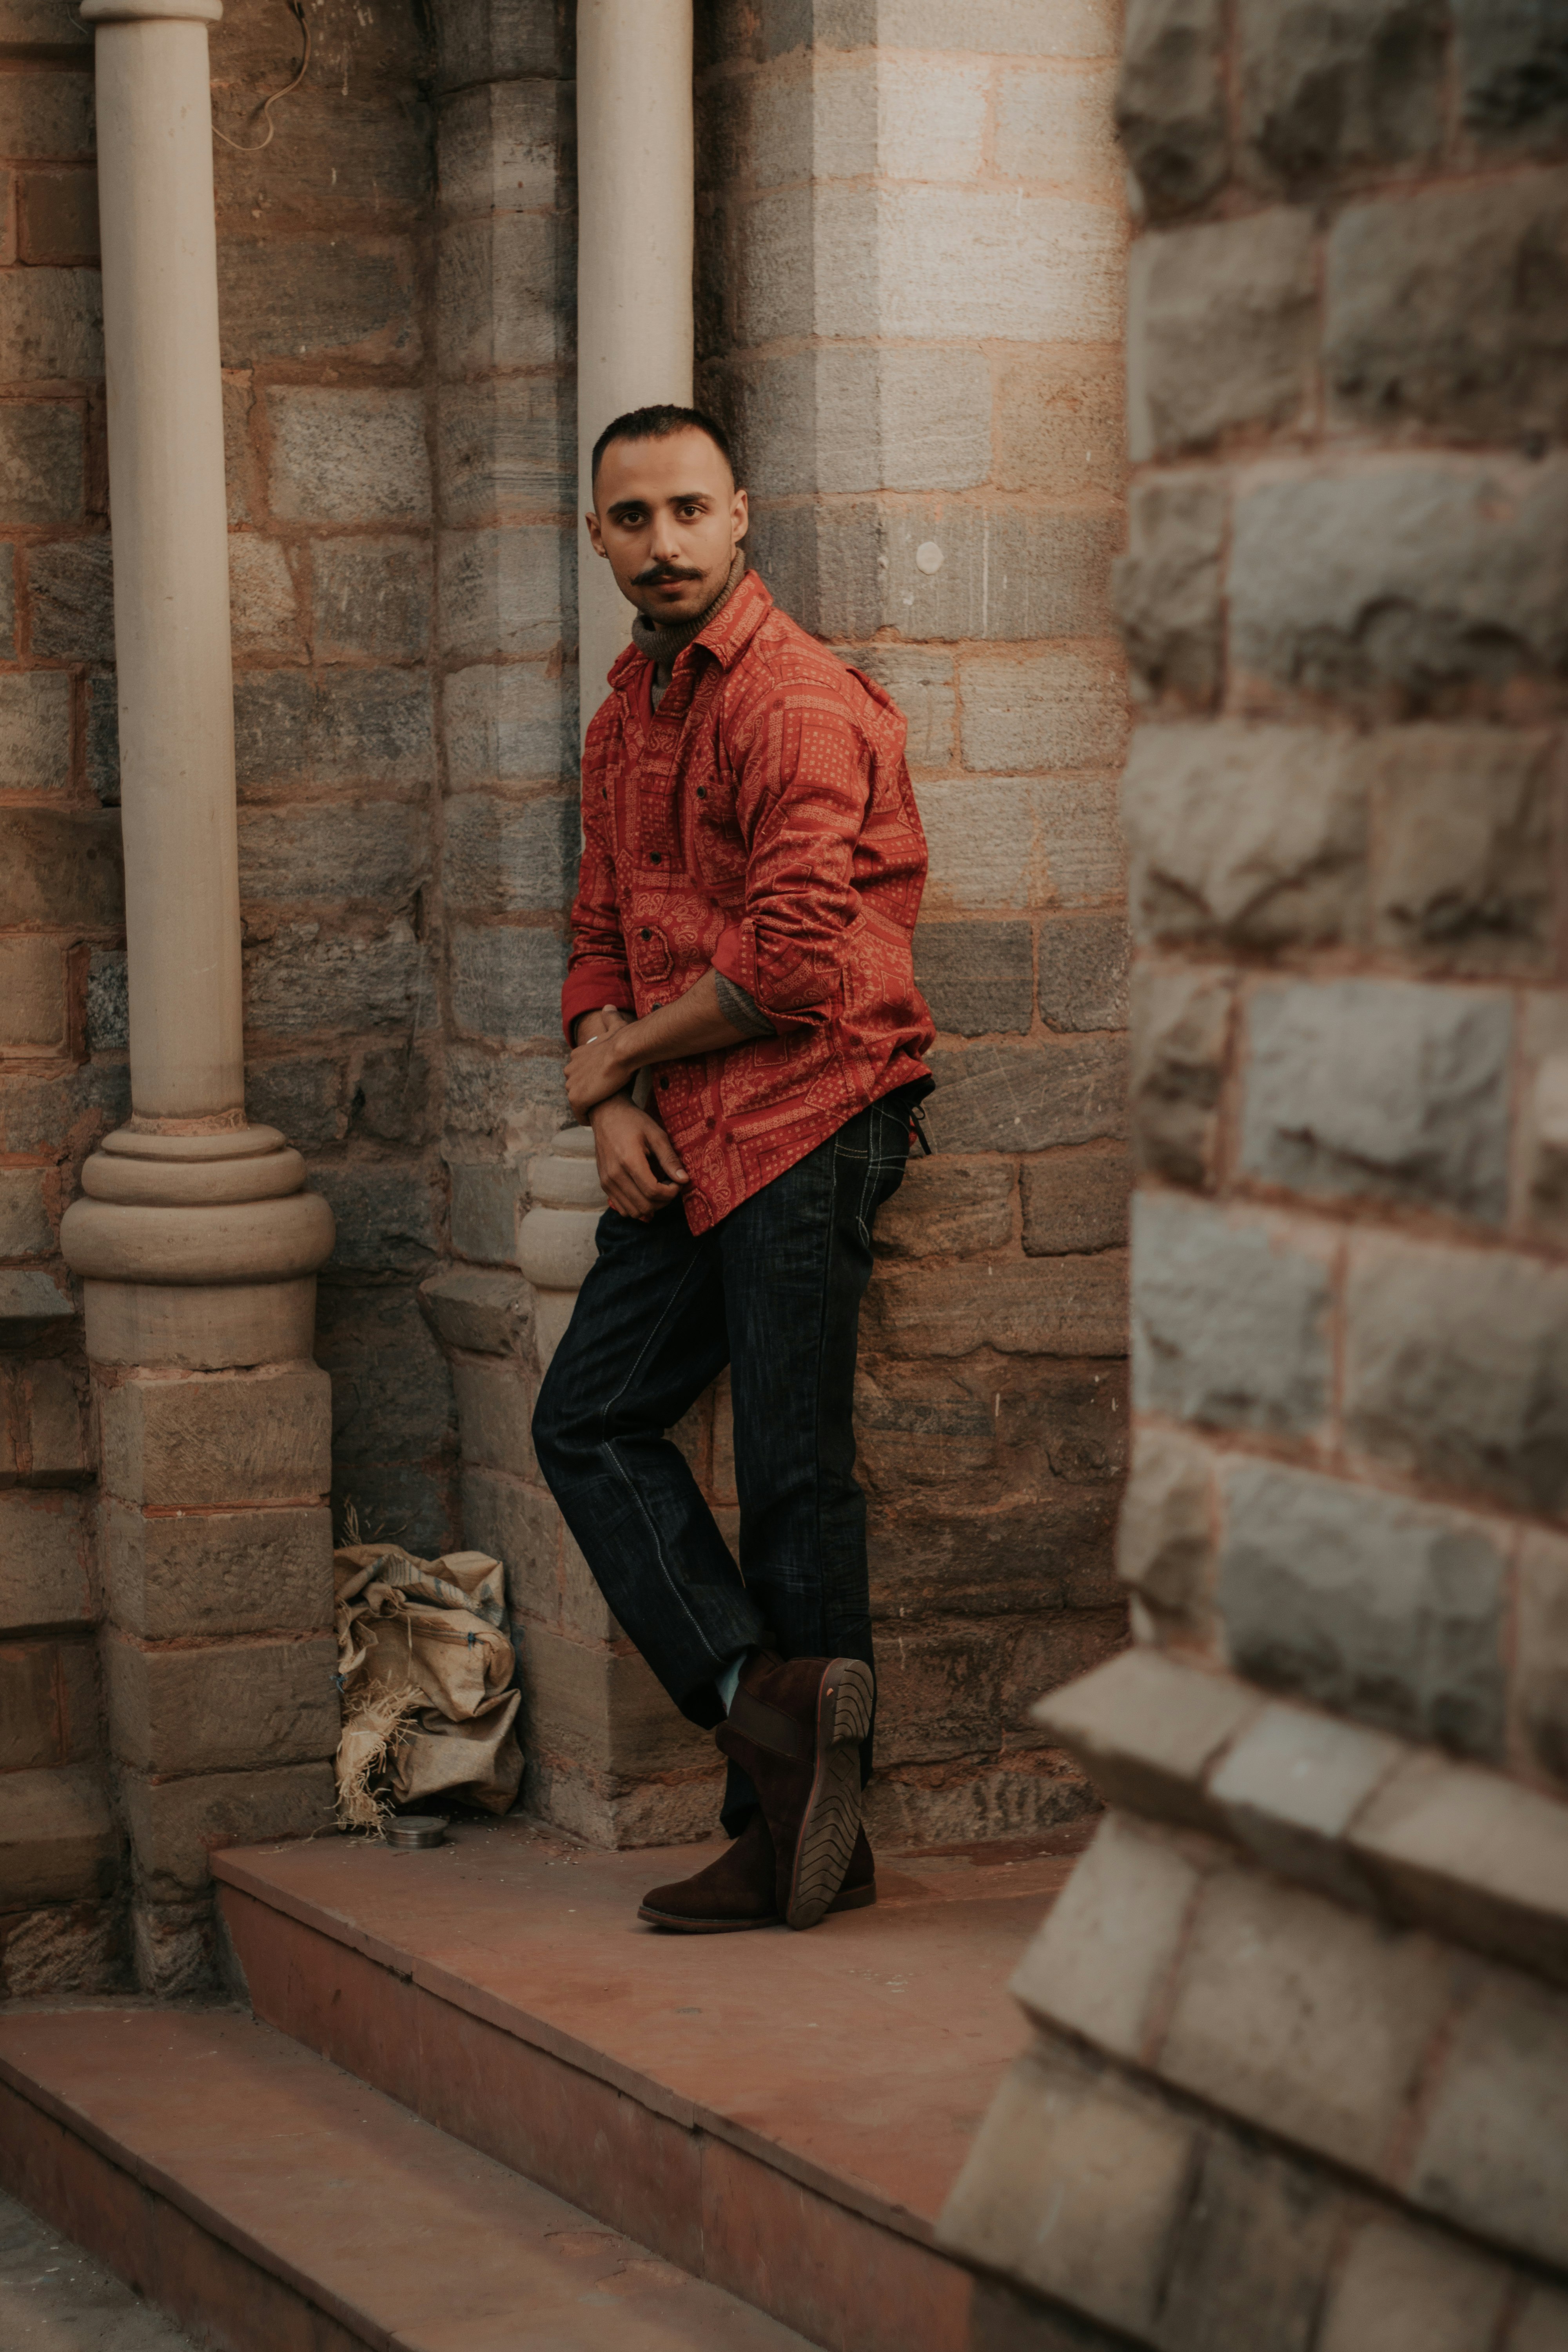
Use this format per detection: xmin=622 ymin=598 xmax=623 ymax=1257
xmin=60 ymin=0 xmax=337 ymax=1994
xmin=575 ymin=0 xmax=693 ymax=738
xmin=942 ymin=5 xmax=1568 ymax=2344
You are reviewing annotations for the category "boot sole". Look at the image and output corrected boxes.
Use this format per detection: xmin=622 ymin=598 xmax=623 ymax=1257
xmin=786 ymin=1657 xmax=875 ymax=1931
xmin=636 ymin=1878 xmax=877 ymax=1934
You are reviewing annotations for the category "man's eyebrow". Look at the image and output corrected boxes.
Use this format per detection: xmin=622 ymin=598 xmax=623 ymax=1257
xmin=606 ymin=489 xmax=713 ymax=518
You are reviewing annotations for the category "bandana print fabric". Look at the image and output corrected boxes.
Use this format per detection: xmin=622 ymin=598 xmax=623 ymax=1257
xmin=563 ymin=569 xmax=936 ymax=1234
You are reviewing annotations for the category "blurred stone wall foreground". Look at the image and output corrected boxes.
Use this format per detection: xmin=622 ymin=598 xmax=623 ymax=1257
xmin=941 ymin=2 xmax=1568 ymax=2345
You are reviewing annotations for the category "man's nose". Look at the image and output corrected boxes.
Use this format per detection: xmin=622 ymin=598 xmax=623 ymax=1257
xmin=648 ymin=510 xmax=685 ymax=563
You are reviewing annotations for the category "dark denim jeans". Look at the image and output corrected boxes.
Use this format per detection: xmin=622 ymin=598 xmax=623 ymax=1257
xmin=532 ymin=1083 xmax=921 ymax=1831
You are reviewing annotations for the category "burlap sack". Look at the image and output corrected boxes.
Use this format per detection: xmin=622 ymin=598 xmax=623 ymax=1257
xmin=333 ymin=1542 xmax=522 ymax=1827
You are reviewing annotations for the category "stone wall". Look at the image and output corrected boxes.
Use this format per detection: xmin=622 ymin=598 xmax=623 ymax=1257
xmin=0 ymin=0 xmax=125 ymax=1995
xmin=693 ymin=0 xmax=1134 ymax=1842
xmin=942 ymin=2 xmax=1568 ymax=2340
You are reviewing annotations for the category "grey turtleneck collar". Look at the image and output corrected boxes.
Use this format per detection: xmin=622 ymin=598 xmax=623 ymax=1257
xmin=630 ymin=548 xmax=746 ymax=684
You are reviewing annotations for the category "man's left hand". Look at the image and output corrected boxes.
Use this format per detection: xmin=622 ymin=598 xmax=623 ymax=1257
xmin=565 ymin=1012 xmax=633 ymax=1119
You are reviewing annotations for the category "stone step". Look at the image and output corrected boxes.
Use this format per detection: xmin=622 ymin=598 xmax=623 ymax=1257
xmin=211 ymin=1816 xmax=1083 ymax=2352
xmin=0 ymin=2002 xmax=814 ymax=2352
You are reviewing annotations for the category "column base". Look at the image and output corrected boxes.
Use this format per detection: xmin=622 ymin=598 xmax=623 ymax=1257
xmin=84 ymin=1276 xmax=318 ymax=1370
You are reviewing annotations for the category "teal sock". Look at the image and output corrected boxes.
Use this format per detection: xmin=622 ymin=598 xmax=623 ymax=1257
xmin=717 ymin=1651 xmax=749 ymax=1713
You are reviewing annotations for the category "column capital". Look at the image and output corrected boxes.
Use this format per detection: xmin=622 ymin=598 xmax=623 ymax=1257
xmin=80 ymin=0 xmax=223 ymax=20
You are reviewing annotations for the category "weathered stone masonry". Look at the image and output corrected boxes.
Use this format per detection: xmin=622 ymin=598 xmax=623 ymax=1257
xmin=944 ymin=4 xmax=1568 ymax=2345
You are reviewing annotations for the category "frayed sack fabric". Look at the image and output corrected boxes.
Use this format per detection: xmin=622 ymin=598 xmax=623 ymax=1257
xmin=334 ymin=1543 xmax=522 ymax=1828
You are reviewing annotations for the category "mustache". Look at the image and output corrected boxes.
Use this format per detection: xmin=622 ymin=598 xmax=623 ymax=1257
xmin=632 ymin=563 xmax=704 ymax=587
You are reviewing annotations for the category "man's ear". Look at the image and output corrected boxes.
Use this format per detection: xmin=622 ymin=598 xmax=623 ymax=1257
xmin=585 ymin=510 xmax=607 ymax=557
xmin=730 ymin=486 xmax=749 ymax=547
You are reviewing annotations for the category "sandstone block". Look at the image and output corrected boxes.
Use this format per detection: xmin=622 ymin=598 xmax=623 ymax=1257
xmin=1209 ymin=1702 xmax=1399 ymax=1904
xmin=1319 ymin=2215 xmax=1512 ymax=2352
xmin=1131 ymin=1191 xmax=1331 ymax=1436
xmin=1241 ymin=980 xmax=1512 ymax=1224
xmin=443 ymin=792 xmax=576 ymax=916
xmin=436 ymin=213 xmax=571 ymax=377
xmin=1410 ymin=1971 xmax=1568 ymax=2269
xmin=0 ymin=401 xmax=83 ymax=525
xmin=238 ymin=802 xmax=428 ymax=909
xmin=1513 ymin=2288 xmax=1568 ymax=2352
xmin=0 ymin=1269 xmax=74 ymax=1323
xmin=438 ymin=524 xmax=573 ymax=662
xmin=234 ymin=666 xmax=433 ymax=792
xmin=996 ymin=60 xmax=1120 ymax=192
xmin=0 ymin=935 xmax=67 ymax=1052
xmin=311 ymin=537 xmax=430 ymax=661
xmin=122 ymin=1760 xmax=336 ymax=1899
xmin=1129 ymin=962 xmax=1233 ymax=1189
xmin=1349 ymin=1749 xmax=1568 ymax=1985
xmin=1238 ymin=0 xmax=1446 ymax=187
xmin=0 ymin=71 xmax=94 ymax=157
xmin=867 ymin=1254 xmax=1127 ymax=1361
xmin=1328 ymin=174 xmax=1568 ymax=443
xmin=104 ymin=1629 xmax=339 ymax=1775
xmin=245 ymin=1057 xmax=344 ymax=1152
xmin=1021 ymin=1145 xmax=1132 ymax=1257
xmin=445 ymin=1046 xmax=566 ymax=1142
xmin=939 ymin=2035 xmax=1197 ymax=2342
xmin=22 ymin=1360 xmax=86 ymax=1481
xmin=1114 ymin=476 xmax=1225 ymax=708
xmin=436 ymin=375 xmax=573 ymax=523
xmin=103 ymin=1500 xmax=332 ymax=1641
xmin=0 ymin=552 xmax=12 ymax=655
xmin=1229 ymin=458 xmax=1568 ymax=705
xmin=243 ymin=918 xmax=426 ymax=1038
xmin=451 ymin=1358 xmax=536 ymax=1479
xmin=873 ymin=0 xmax=1117 ymax=52
xmin=1456 ymin=0 xmax=1568 ymax=151
xmin=350 ymin=1044 xmax=432 ymax=1149
xmin=1123 ymin=722 xmax=1367 ymax=949
xmin=1129 ymin=207 xmax=1316 ymax=460
xmin=914 ymin=922 xmax=1032 ymax=1036
xmin=1034 ymin=1646 xmax=1259 ymax=1831
xmin=874 ymin=1620 xmax=1004 ymax=1766
xmin=1116 ymin=0 xmax=1228 ymax=218
xmin=0 ymin=1766 xmax=114 ymax=1909
xmin=991 ymin=350 xmax=1126 ymax=503
xmin=924 ymin=1038 xmax=1128 ymax=1155
xmin=436 ymin=0 xmax=565 ymax=90
xmin=438 ymin=78 xmax=563 ymax=217
xmin=449 ymin=1159 xmax=521 ymax=1266
xmin=917 ymin=775 xmax=1125 ymax=913
xmin=0 ymin=671 xmax=71 ymax=794
xmin=805 ymin=499 xmax=1122 ymax=646
xmin=726 ymin=345 xmax=991 ymax=500
xmin=85 ymin=671 xmax=118 ymax=802
xmin=268 ymin=388 xmax=431 ymax=523
xmin=0 ymin=805 xmax=121 ymax=928
xmin=1161 ymin=1859 xmax=1457 ymax=2173
xmin=519 ymin=1621 xmax=710 ymax=1782
xmin=228 ymin=534 xmax=301 ymax=657
xmin=0 ymin=265 xmax=101 ymax=379
xmin=1160 ymin=2127 xmax=1344 ymax=2352
xmin=0 ymin=1061 xmax=127 ymax=1154
xmin=443 ymin=662 xmax=576 ymax=789
xmin=1218 ymin=1458 xmax=1508 ymax=1759
xmin=98 ymin=1367 xmax=332 ymax=1510
xmin=19 ymin=167 xmax=98 ymax=263
xmin=218 ymin=237 xmax=417 ymax=367
xmin=870 ymin=1157 xmax=1013 ymax=1261
xmin=419 ymin=1265 xmax=532 ymax=1356
xmin=87 ymin=949 xmax=127 ymax=1052
xmin=449 ymin=923 xmax=570 ymax=1045
xmin=1036 ymin=913 xmax=1128 ymax=1034
xmin=28 ymin=534 xmax=113 ymax=660
xmin=1514 ymin=1528 xmax=1568 ymax=1793
xmin=1343 ymin=1237 xmax=1568 ymax=1518
xmin=1012 ymin=1811 xmax=1201 ymax=2060
xmin=0 ymin=1641 xmax=70 ymax=1769
xmin=1367 ymin=726 xmax=1556 ymax=972
xmin=1116 ymin=1421 xmax=1216 ymax=1636
xmin=308 ymin=1164 xmax=437 ymax=1280
xmin=314 ymin=1281 xmax=456 ymax=1487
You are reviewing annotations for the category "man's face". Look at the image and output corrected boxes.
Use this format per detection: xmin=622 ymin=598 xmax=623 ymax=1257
xmin=586 ymin=428 xmax=748 ymax=626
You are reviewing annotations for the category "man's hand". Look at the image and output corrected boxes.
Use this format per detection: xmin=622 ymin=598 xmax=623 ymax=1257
xmin=565 ymin=1003 xmax=633 ymax=1120
xmin=590 ymin=1095 xmax=690 ymax=1220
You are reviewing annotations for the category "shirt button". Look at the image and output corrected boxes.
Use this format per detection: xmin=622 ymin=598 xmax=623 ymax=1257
xmin=650 ymin=851 xmax=662 ymax=864
xmin=640 ymin=928 xmax=651 ymax=940
xmin=706 ymin=1116 xmax=716 ymax=1129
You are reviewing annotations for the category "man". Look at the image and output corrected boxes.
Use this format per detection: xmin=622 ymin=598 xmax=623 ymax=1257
xmin=532 ymin=403 xmax=934 ymax=1934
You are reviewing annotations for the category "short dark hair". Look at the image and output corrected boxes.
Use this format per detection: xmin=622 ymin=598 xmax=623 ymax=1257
xmin=590 ymin=403 xmax=736 ymax=492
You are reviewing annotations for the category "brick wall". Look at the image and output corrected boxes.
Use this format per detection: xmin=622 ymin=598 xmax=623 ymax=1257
xmin=694 ymin=0 xmax=1134 ymax=1841
xmin=942 ymin=4 xmax=1568 ymax=2341
xmin=0 ymin=0 xmax=123 ymax=1994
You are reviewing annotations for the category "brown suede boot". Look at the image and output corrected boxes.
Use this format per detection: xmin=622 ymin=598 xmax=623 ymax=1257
xmin=715 ymin=1652 xmax=875 ymax=1929
xmin=638 ymin=1815 xmax=876 ymax=1933
xmin=638 ymin=1808 xmax=778 ymax=1932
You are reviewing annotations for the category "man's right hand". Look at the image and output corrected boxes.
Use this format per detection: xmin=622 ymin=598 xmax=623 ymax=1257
xmin=589 ymin=1095 xmax=691 ymax=1221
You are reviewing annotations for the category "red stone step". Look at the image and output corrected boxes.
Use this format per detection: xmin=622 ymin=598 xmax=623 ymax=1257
xmin=211 ymin=1818 xmax=1080 ymax=2352
xmin=0 ymin=2003 xmax=814 ymax=2352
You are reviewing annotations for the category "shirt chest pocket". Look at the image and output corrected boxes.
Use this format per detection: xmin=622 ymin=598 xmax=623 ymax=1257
xmin=632 ymin=923 xmax=673 ymax=982
xmin=688 ymin=772 xmax=747 ymax=897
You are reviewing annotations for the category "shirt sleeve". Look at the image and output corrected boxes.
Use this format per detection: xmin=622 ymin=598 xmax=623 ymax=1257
xmin=561 ymin=737 xmax=635 ymax=1043
xmin=712 ymin=970 xmax=779 ymax=1039
xmin=711 ymin=682 xmax=871 ymax=1035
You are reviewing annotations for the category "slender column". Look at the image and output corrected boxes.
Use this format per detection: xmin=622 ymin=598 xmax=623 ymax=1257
xmin=574 ymin=0 xmax=693 ymax=742
xmin=61 ymin=0 xmax=333 ymax=1364
xmin=59 ymin=0 xmax=338 ymax=1994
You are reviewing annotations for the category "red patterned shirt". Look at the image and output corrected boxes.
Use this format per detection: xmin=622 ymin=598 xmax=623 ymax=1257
xmin=563 ymin=569 xmax=935 ymax=1233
